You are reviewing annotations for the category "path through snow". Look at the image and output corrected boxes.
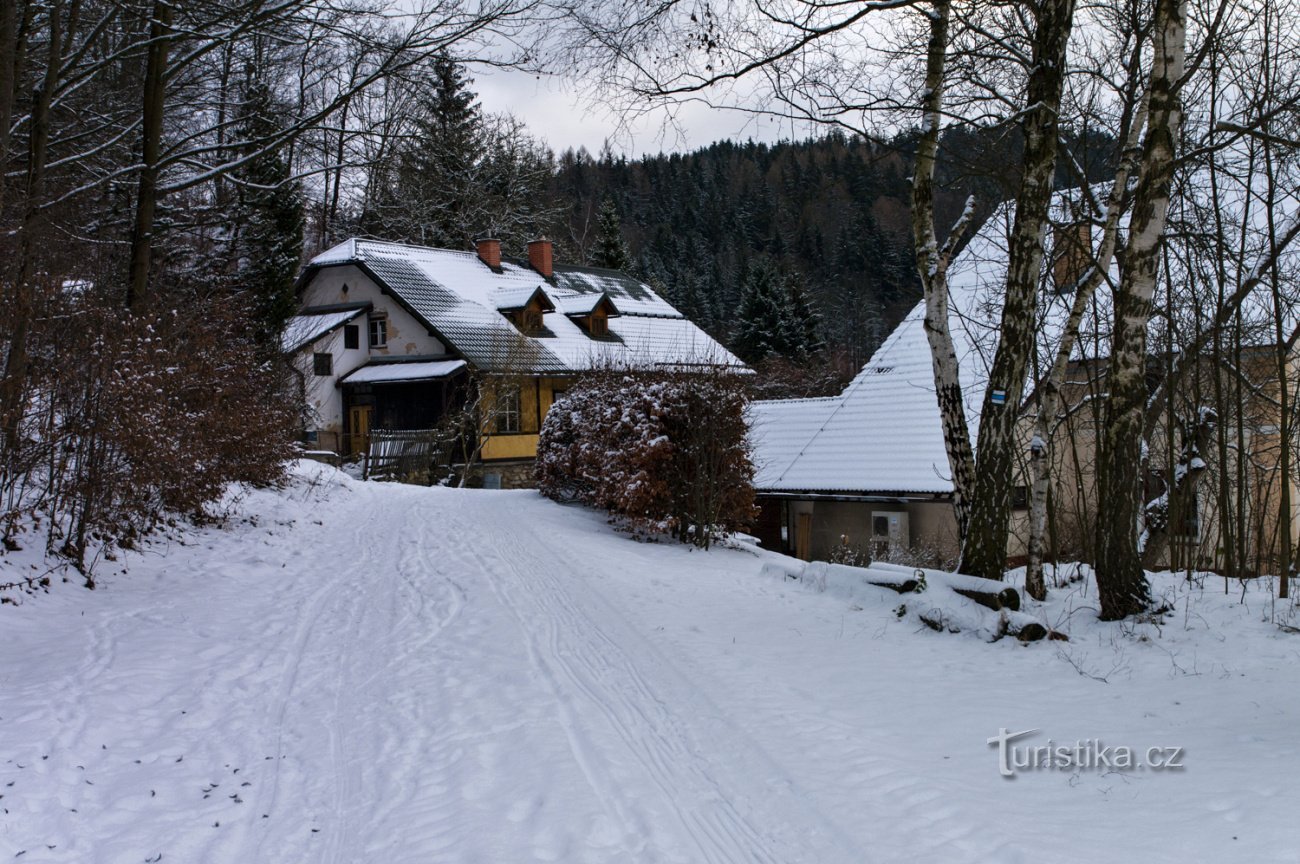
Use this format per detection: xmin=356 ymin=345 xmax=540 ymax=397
xmin=2 ymin=463 xmax=1297 ymax=862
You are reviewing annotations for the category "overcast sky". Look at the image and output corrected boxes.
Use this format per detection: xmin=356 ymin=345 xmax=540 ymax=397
xmin=473 ymin=66 xmax=816 ymax=158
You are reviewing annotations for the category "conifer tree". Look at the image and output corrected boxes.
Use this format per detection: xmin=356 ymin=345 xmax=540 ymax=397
xmin=388 ymin=53 xmax=483 ymax=246
xmin=786 ymin=281 xmax=824 ymax=357
xmin=591 ymin=197 xmax=632 ymax=270
xmin=229 ymin=76 xmax=305 ymax=350
xmin=363 ymin=53 xmax=557 ymax=249
xmin=733 ymin=259 xmax=793 ymax=362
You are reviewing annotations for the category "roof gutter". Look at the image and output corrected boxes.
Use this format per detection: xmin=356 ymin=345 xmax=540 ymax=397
xmin=755 ymin=491 xmax=952 ymax=504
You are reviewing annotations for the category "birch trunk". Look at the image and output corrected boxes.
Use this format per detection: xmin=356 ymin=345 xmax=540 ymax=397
xmin=1024 ymin=87 xmax=1152 ymax=600
xmin=1095 ymin=0 xmax=1187 ymax=619
xmin=912 ymin=0 xmax=977 ymax=544
xmin=962 ymin=0 xmax=1077 ymax=582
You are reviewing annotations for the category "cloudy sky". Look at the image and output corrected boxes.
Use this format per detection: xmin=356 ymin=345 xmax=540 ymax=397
xmin=473 ymin=66 xmax=815 ymax=158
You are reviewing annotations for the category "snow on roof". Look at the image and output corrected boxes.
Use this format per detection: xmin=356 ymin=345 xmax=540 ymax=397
xmin=749 ymin=189 xmax=1105 ymax=496
xmin=751 ymin=173 xmax=1300 ymax=495
xmin=491 ymin=285 xmax=552 ymax=312
xmin=282 ymin=308 xmax=366 ymax=353
xmin=555 ymin=292 xmax=620 ymax=317
xmin=305 ymin=238 xmax=743 ymax=373
xmin=751 ymin=312 xmax=962 ymax=494
xmin=339 ymin=359 xmax=467 ymax=384
xmin=748 ymin=398 xmax=841 ymax=488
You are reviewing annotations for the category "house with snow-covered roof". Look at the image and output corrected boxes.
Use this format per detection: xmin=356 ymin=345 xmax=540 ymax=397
xmin=750 ymin=181 xmax=1300 ymax=573
xmin=287 ymin=236 xmax=744 ymax=485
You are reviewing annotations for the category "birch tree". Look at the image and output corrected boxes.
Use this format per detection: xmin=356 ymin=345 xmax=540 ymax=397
xmin=1094 ymin=0 xmax=1188 ymax=619
xmin=1023 ymin=0 xmax=1155 ymax=599
xmin=960 ymin=0 xmax=1079 ymax=581
xmin=554 ymin=1 xmax=1076 ymax=547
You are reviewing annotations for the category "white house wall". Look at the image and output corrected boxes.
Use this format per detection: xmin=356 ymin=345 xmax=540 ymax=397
xmin=301 ymin=264 xmax=447 ymax=357
xmin=294 ymin=323 xmax=369 ymax=445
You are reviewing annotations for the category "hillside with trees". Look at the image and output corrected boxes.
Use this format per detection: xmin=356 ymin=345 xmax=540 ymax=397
xmin=546 ymin=128 xmax=1115 ymax=384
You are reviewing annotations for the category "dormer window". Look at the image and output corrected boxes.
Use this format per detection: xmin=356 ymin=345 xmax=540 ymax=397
xmin=564 ymin=295 xmax=619 ymax=337
xmin=494 ymin=286 xmax=554 ymax=334
xmin=514 ymin=308 xmax=544 ymax=334
xmin=369 ymin=316 xmax=388 ymax=348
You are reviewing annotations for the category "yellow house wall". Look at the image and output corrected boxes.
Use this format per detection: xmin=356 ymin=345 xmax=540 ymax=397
xmin=478 ymin=376 xmax=573 ymax=461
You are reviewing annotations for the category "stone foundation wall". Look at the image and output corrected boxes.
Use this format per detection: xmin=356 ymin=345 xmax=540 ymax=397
xmin=459 ymin=460 xmax=537 ymax=490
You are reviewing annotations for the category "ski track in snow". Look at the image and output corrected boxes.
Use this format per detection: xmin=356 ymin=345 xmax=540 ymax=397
xmin=3 ymin=463 xmax=1298 ymax=863
xmin=456 ymin=505 xmax=860 ymax=864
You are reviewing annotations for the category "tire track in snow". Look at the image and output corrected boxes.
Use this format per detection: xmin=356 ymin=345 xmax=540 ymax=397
xmin=448 ymin=497 xmax=865 ymax=864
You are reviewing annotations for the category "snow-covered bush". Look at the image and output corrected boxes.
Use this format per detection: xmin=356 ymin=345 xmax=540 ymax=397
xmin=537 ymin=368 xmax=756 ymax=548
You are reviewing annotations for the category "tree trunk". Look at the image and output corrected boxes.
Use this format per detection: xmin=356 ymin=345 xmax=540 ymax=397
xmin=962 ymin=0 xmax=1077 ymax=582
xmin=912 ymin=0 xmax=977 ymax=544
xmin=0 ymin=0 xmax=26 ymax=215
xmin=0 ymin=0 xmax=60 ymax=455
xmin=1024 ymin=82 xmax=1152 ymax=600
xmin=1095 ymin=0 xmax=1187 ymax=620
xmin=126 ymin=0 xmax=173 ymax=312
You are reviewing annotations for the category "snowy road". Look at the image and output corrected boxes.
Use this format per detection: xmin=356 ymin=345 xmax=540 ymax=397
xmin=3 ymin=464 xmax=1297 ymax=862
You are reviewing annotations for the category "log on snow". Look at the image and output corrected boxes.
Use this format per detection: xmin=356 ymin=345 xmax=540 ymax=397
xmin=866 ymin=563 xmax=1021 ymax=611
xmin=1001 ymin=610 xmax=1067 ymax=642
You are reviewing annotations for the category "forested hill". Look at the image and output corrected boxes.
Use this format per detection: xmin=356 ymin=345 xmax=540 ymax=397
xmin=548 ymin=129 xmax=1113 ymax=370
xmin=551 ymin=134 xmax=930 ymax=367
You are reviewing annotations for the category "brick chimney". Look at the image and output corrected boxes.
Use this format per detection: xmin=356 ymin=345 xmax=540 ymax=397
xmin=528 ymin=237 xmax=553 ymax=279
xmin=476 ymin=237 xmax=501 ymax=271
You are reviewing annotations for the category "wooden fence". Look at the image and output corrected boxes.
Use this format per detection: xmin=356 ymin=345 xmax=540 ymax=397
xmin=364 ymin=428 xmax=448 ymax=481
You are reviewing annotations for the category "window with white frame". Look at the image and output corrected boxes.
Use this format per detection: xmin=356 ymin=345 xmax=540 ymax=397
xmin=495 ymin=384 xmax=521 ymax=433
xmin=369 ymin=316 xmax=388 ymax=348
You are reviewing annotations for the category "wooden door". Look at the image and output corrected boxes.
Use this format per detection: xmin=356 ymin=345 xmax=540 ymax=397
xmin=348 ymin=406 xmax=372 ymax=456
xmin=795 ymin=513 xmax=813 ymax=561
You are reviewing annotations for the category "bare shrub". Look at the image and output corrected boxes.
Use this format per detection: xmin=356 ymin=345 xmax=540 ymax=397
xmin=1 ymin=291 xmax=296 ymax=585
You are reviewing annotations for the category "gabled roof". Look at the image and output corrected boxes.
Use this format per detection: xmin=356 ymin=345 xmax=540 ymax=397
xmin=282 ymin=307 xmax=367 ymax=354
xmin=751 ymin=175 xmax=1300 ymax=495
xmin=492 ymin=285 xmax=555 ymax=313
xmin=750 ymin=191 xmax=1102 ymax=496
xmin=751 ymin=312 xmax=961 ymax=494
xmin=301 ymin=238 xmax=743 ymax=374
xmin=555 ymin=291 xmax=621 ymax=318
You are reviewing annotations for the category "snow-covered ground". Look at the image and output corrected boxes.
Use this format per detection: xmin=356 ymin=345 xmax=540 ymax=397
xmin=2 ymin=463 xmax=1297 ymax=863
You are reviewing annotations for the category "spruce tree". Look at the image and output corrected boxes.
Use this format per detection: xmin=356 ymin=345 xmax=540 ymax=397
xmin=591 ymin=197 xmax=632 ymax=271
xmin=390 ymin=53 xmax=483 ymax=246
xmin=229 ymin=76 xmax=305 ymax=350
xmin=733 ymin=259 xmax=793 ymax=362
xmin=364 ymin=53 xmax=557 ymax=250
xmin=786 ymin=280 xmax=824 ymax=358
